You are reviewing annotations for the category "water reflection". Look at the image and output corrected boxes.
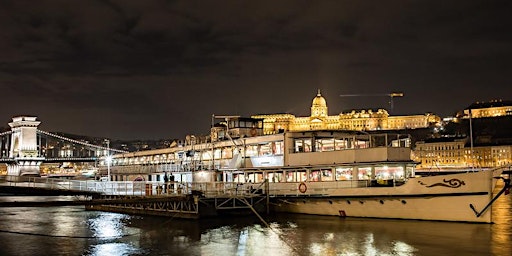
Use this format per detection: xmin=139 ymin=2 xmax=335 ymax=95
xmin=125 ymin=211 xmax=495 ymax=255
xmin=0 ymin=194 xmax=510 ymax=255
xmin=83 ymin=193 xmax=512 ymax=255
xmin=85 ymin=243 xmax=140 ymax=256
xmin=491 ymin=192 xmax=512 ymax=256
xmin=85 ymin=212 xmax=145 ymax=256
xmin=88 ymin=212 xmax=126 ymax=239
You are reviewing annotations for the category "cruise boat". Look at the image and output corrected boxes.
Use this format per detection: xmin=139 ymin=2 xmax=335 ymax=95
xmin=205 ymin=117 xmax=509 ymax=223
xmin=108 ymin=116 xmax=510 ymax=223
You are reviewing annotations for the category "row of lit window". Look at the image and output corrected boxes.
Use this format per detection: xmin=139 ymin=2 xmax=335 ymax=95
xmin=231 ymin=166 xmax=411 ymax=183
xmin=109 ymin=142 xmax=285 ymax=166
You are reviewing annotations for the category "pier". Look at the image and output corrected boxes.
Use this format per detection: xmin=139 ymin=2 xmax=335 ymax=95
xmin=0 ymin=175 xmax=269 ymax=219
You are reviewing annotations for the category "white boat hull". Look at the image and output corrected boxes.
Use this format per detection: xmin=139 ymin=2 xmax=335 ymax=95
xmin=269 ymin=169 xmax=504 ymax=223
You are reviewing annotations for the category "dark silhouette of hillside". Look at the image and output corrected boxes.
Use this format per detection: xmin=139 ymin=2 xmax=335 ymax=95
xmin=442 ymin=116 xmax=512 ymax=146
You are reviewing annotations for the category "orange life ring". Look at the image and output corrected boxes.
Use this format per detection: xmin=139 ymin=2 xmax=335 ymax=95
xmin=299 ymin=182 xmax=307 ymax=193
xmin=250 ymin=128 xmax=257 ymax=136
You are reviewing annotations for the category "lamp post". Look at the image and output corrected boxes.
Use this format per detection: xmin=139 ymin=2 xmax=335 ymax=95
xmin=469 ymin=109 xmax=474 ymax=171
xmin=105 ymin=139 xmax=111 ymax=181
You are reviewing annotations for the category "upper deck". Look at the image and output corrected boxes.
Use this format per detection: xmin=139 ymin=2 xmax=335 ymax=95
xmin=105 ymin=130 xmax=414 ymax=177
xmin=283 ymin=130 xmax=412 ymax=166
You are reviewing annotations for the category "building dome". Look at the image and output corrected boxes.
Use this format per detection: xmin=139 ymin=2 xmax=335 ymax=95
xmin=311 ymin=89 xmax=328 ymax=117
xmin=312 ymin=90 xmax=327 ymax=107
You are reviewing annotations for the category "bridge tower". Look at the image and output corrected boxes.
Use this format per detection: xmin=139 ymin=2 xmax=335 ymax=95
xmin=7 ymin=116 xmax=44 ymax=176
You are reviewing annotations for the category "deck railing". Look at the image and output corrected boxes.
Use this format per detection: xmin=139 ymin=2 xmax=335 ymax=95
xmin=0 ymin=175 xmax=400 ymax=198
xmin=0 ymin=176 xmax=262 ymax=197
xmin=0 ymin=175 xmax=375 ymax=197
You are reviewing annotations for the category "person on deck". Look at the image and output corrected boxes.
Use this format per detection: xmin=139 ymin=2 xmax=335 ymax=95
xmin=170 ymin=174 xmax=175 ymax=191
xmin=163 ymin=172 xmax=169 ymax=193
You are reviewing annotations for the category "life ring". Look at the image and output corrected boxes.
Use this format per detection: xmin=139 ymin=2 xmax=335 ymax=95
xmin=299 ymin=182 xmax=307 ymax=193
xmin=250 ymin=128 xmax=257 ymax=136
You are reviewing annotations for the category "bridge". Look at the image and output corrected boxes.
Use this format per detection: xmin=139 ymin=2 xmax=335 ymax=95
xmin=0 ymin=116 xmax=270 ymax=220
xmin=0 ymin=116 xmax=126 ymax=176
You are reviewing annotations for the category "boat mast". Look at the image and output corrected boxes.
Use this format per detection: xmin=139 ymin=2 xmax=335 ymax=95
xmin=469 ymin=108 xmax=474 ymax=171
xmin=211 ymin=114 xmax=215 ymax=171
xmin=211 ymin=114 xmax=242 ymax=171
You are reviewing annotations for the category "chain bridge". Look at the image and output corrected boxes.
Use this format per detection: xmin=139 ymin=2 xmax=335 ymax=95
xmin=0 ymin=116 xmax=126 ymax=176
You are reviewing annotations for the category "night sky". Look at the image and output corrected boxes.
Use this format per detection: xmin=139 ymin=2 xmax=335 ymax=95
xmin=1 ymin=1 xmax=511 ymax=140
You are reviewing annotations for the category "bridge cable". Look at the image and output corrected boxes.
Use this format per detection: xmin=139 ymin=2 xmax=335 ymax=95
xmin=0 ymin=130 xmax=13 ymax=136
xmin=37 ymin=129 xmax=128 ymax=153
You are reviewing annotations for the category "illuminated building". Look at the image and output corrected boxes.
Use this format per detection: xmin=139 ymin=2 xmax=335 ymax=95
xmin=416 ymin=99 xmax=512 ymax=170
xmin=414 ymin=137 xmax=512 ymax=170
xmin=462 ymin=100 xmax=512 ymax=118
xmin=414 ymin=137 xmax=467 ymax=169
xmin=252 ymin=90 xmax=440 ymax=134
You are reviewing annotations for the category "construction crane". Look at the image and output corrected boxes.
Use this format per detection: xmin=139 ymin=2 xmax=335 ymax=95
xmin=339 ymin=92 xmax=404 ymax=112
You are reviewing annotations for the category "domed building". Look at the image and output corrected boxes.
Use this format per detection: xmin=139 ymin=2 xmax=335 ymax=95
xmin=252 ymin=90 xmax=440 ymax=134
xmin=311 ymin=89 xmax=328 ymax=118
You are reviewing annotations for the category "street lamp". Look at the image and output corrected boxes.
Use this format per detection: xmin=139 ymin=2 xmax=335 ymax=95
xmin=105 ymin=139 xmax=111 ymax=181
xmin=106 ymin=155 xmax=112 ymax=182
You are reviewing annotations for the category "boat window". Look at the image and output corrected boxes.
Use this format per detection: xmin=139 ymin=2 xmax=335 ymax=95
xmin=336 ymin=167 xmax=353 ymax=180
xmin=213 ymin=148 xmax=221 ymax=159
xmin=233 ymin=173 xmax=245 ymax=182
xmin=294 ymin=139 xmax=312 ymax=153
xmin=268 ymin=171 xmax=284 ymax=182
xmin=375 ymin=166 xmax=405 ymax=181
xmin=247 ymin=172 xmax=263 ymax=182
xmin=308 ymin=169 xmax=333 ymax=181
xmin=335 ymin=139 xmax=348 ymax=150
xmin=298 ymin=171 xmax=307 ymax=182
xmin=273 ymin=141 xmax=284 ymax=155
xmin=357 ymin=167 xmax=372 ymax=180
xmin=406 ymin=166 xmax=415 ymax=178
xmin=245 ymin=144 xmax=258 ymax=157
xmin=276 ymin=172 xmax=284 ymax=182
xmin=322 ymin=169 xmax=333 ymax=181
xmin=222 ymin=147 xmax=233 ymax=158
xmin=286 ymin=170 xmax=306 ymax=182
xmin=307 ymin=140 xmax=314 ymax=152
xmin=295 ymin=140 xmax=303 ymax=152
xmin=315 ymin=138 xmax=335 ymax=152
xmin=310 ymin=170 xmax=321 ymax=181
xmin=259 ymin=143 xmax=273 ymax=156
xmin=286 ymin=171 xmax=295 ymax=182
xmin=354 ymin=140 xmax=369 ymax=149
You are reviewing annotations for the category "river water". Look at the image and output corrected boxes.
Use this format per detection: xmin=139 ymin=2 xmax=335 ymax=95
xmin=0 ymin=194 xmax=510 ymax=256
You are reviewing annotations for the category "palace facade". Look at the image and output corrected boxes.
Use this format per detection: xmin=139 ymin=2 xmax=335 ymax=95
xmin=252 ymin=90 xmax=440 ymax=134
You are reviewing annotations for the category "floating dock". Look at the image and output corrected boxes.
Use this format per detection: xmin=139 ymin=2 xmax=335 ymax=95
xmin=0 ymin=176 xmax=269 ymax=219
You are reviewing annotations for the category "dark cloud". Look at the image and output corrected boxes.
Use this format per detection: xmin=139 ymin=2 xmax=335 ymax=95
xmin=0 ymin=0 xmax=511 ymax=139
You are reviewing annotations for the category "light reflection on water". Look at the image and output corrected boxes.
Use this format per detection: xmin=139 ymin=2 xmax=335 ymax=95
xmin=88 ymin=212 xmax=126 ymax=239
xmin=84 ymin=212 xmax=143 ymax=256
xmin=0 ymin=194 xmax=510 ymax=255
xmin=86 ymin=243 xmax=140 ymax=256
